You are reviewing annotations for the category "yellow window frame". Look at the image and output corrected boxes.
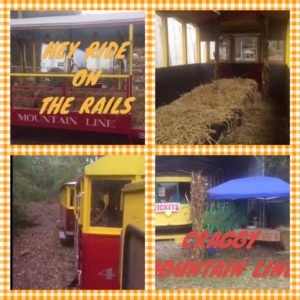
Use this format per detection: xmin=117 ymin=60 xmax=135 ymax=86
xmin=82 ymin=175 xmax=143 ymax=235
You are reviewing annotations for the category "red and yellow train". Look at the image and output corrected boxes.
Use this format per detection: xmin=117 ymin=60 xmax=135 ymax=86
xmin=59 ymin=155 xmax=145 ymax=289
xmin=59 ymin=181 xmax=76 ymax=243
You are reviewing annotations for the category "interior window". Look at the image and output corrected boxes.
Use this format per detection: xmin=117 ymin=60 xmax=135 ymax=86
xmin=90 ymin=179 xmax=130 ymax=228
xmin=167 ymin=18 xmax=183 ymax=66
xmin=219 ymin=38 xmax=230 ymax=61
xmin=156 ymin=182 xmax=178 ymax=203
xmin=70 ymin=189 xmax=75 ymax=207
xmin=155 ymin=14 xmax=164 ymax=68
xmin=268 ymin=40 xmax=284 ymax=62
xmin=235 ymin=36 xmax=258 ymax=62
xmin=209 ymin=41 xmax=216 ymax=61
xmin=186 ymin=24 xmax=197 ymax=64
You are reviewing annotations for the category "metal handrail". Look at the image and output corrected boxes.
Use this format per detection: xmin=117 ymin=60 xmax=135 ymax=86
xmin=11 ymin=73 xmax=130 ymax=79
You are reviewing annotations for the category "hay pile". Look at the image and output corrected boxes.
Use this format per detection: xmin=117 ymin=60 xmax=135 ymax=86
xmin=131 ymin=97 xmax=145 ymax=128
xmin=156 ymin=78 xmax=258 ymax=144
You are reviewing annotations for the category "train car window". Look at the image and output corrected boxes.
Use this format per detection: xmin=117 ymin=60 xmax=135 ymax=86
xmin=268 ymin=40 xmax=284 ymax=62
xmin=235 ymin=36 xmax=258 ymax=62
xmin=90 ymin=180 xmax=130 ymax=228
xmin=155 ymin=182 xmax=178 ymax=203
xmin=155 ymin=14 xmax=163 ymax=68
xmin=186 ymin=24 xmax=197 ymax=64
xmin=76 ymin=193 xmax=81 ymax=218
xmin=70 ymin=189 xmax=75 ymax=207
xmin=178 ymin=182 xmax=191 ymax=203
xmin=167 ymin=18 xmax=183 ymax=66
xmin=219 ymin=38 xmax=230 ymax=62
xmin=209 ymin=41 xmax=216 ymax=61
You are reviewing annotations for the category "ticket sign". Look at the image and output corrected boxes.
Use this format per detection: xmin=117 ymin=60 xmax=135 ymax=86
xmin=155 ymin=202 xmax=180 ymax=213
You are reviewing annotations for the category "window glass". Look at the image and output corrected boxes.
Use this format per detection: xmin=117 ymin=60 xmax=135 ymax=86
xmin=219 ymin=38 xmax=230 ymax=61
xmin=167 ymin=18 xmax=183 ymax=66
xmin=178 ymin=182 xmax=191 ymax=203
xmin=268 ymin=40 xmax=284 ymax=62
xmin=200 ymin=41 xmax=207 ymax=63
xmin=209 ymin=41 xmax=216 ymax=61
xmin=86 ymin=54 xmax=122 ymax=74
xmin=186 ymin=24 xmax=197 ymax=64
xmin=235 ymin=36 xmax=258 ymax=62
xmin=70 ymin=189 xmax=75 ymax=207
xmin=156 ymin=182 xmax=178 ymax=203
xmin=155 ymin=14 xmax=164 ymax=68
xmin=90 ymin=180 xmax=130 ymax=228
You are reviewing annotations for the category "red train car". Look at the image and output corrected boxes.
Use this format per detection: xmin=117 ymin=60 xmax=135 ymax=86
xmin=73 ymin=155 xmax=145 ymax=289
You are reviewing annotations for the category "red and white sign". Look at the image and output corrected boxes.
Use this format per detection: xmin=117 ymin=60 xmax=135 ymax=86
xmin=155 ymin=202 xmax=180 ymax=213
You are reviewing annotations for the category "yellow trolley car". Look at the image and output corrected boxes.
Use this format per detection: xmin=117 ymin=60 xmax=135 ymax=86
xmin=74 ymin=155 xmax=145 ymax=289
xmin=155 ymin=175 xmax=192 ymax=243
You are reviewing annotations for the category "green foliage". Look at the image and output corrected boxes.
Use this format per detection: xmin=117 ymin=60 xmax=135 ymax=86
xmin=12 ymin=156 xmax=99 ymax=205
xmin=12 ymin=156 xmax=100 ymax=233
xmin=201 ymin=201 xmax=247 ymax=234
xmin=264 ymin=156 xmax=289 ymax=182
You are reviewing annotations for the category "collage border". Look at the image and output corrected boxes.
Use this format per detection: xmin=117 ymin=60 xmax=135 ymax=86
xmin=1 ymin=1 xmax=300 ymax=298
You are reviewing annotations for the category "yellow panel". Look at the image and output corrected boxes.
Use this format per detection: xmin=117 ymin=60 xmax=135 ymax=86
xmin=155 ymin=203 xmax=191 ymax=226
xmin=120 ymin=180 xmax=145 ymax=286
xmin=85 ymin=155 xmax=145 ymax=176
xmin=286 ymin=20 xmax=290 ymax=67
xmin=60 ymin=188 xmax=67 ymax=208
xmin=129 ymin=24 xmax=134 ymax=76
xmin=182 ymin=22 xmax=187 ymax=64
xmin=156 ymin=176 xmax=191 ymax=183
xmin=196 ymin=26 xmax=200 ymax=63
xmin=122 ymin=181 xmax=145 ymax=232
xmin=161 ymin=15 xmax=169 ymax=67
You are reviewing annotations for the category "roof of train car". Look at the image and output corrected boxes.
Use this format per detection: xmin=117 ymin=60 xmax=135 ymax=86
xmin=122 ymin=180 xmax=145 ymax=192
xmin=60 ymin=181 xmax=77 ymax=190
xmin=11 ymin=11 xmax=145 ymax=30
xmin=85 ymin=155 xmax=145 ymax=176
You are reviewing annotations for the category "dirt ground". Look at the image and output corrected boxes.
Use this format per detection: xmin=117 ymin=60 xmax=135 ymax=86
xmin=12 ymin=202 xmax=75 ymax=289
xmin=156 ymin=240 xmax=290 ymax=290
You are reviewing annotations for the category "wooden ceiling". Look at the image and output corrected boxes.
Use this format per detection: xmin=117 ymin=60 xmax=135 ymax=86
xmin=157 ymin=10 xmax=289 ymax=26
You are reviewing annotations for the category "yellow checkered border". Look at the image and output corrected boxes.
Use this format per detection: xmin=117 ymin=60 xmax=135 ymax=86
xmin=0 ymin=1 xmax=299 ymax=299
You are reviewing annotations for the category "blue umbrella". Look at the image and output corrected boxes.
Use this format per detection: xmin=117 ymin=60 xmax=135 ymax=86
xmin=208 ymin=176 xmax=289 ymax=201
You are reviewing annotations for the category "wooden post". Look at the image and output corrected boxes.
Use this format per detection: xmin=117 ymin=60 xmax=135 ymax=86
xmin=32 ymin=43 xmax=36 ymax=85
xmin=214 ymin=20 xmax=220 ymax=80
xmin=261 ymin=16 xmax=269 ymax=100
xmin=161 ymin=15 xmax=169 ymax=67
xmin=182 ymin=21 xmax=187 ymax=64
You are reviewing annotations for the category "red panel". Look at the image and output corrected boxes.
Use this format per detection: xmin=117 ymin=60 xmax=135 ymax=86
xmin=81 ymin=233 xmax=121 ymax=290
xmin=131 ymin=128 xmax=145 ymax=141
xmin=11 ymin=108 xmax=132 ymax=135
xmin=60 ymin=205 xmax=75 ymax=235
